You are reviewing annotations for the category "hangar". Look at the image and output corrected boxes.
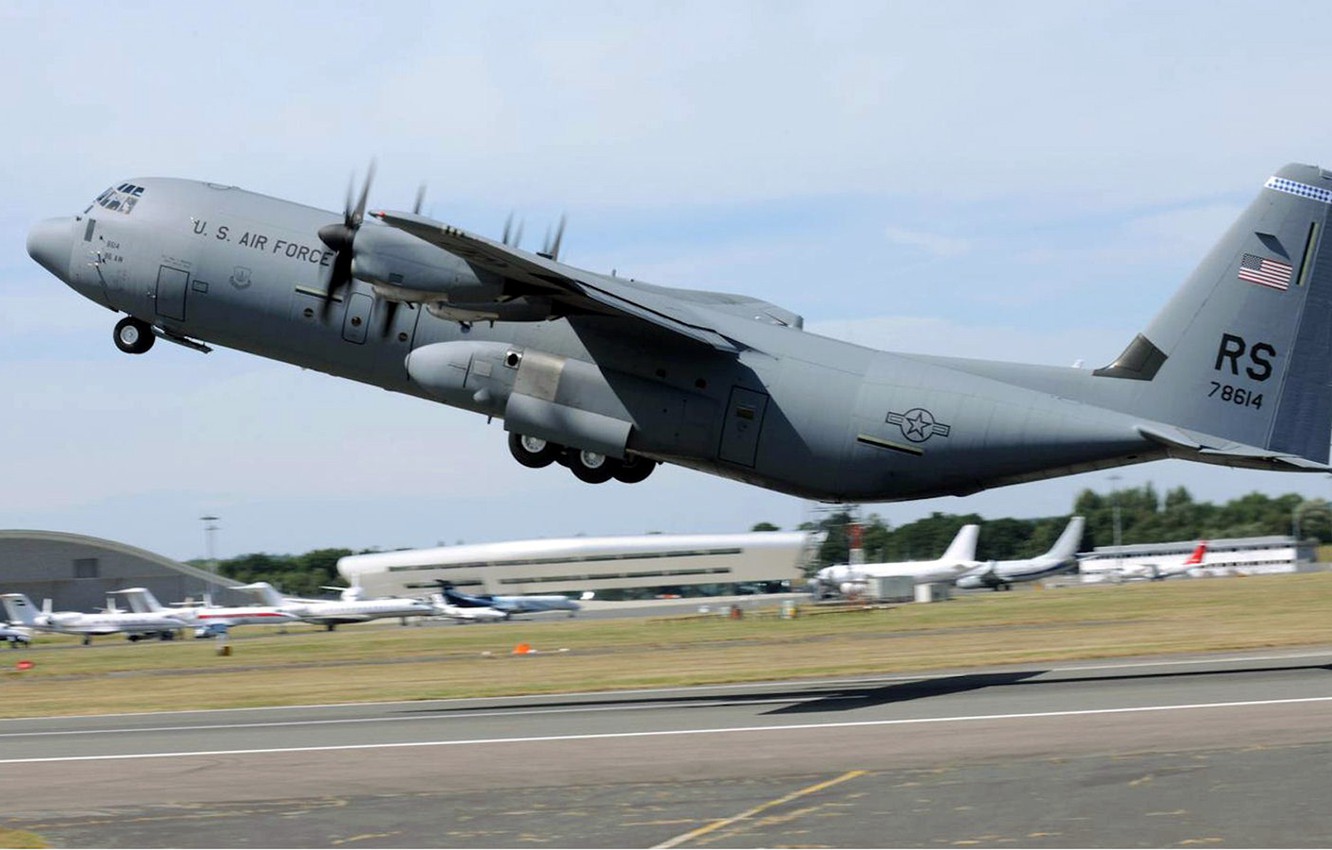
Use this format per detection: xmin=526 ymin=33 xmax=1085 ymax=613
xmin=0 ymin=529 xmax=245 ymax=612
xmin=338 ymin=532 xmax=816 ymax=600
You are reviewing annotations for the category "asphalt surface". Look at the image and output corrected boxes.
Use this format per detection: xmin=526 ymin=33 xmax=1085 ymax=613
xmin=3 ymin=647 xmax=1332 ymax=847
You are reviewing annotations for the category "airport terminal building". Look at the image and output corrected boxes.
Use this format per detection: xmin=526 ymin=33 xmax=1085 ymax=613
xmin=338 ymin=532 xmax=816 ymax=600
xmin=0 ymin=529 xmax=246 ymax=611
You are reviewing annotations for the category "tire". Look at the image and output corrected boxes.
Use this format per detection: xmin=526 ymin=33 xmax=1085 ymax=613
xmin=611 ymin=455 xmax=657 ymax=484
xmin=570 ymin=449 xmax=614 ymax=484
xmin=508 ymin=433 xmax=561 ymax=468
xmin=113 ymin=316 xmax=155 ymax=354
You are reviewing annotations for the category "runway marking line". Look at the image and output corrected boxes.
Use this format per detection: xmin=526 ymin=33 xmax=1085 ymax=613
xmin=651 ymin=770 xmax=867 ymax=849
xmin=2 ymin=694 xmax=1331 ymax=765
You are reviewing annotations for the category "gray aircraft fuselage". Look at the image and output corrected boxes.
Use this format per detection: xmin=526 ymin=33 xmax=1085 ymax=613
xmin=27 ymin=165 xmax=1332 ymax=501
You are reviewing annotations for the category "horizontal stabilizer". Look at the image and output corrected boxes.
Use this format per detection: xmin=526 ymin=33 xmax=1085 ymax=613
xmin=1136 ymin=423 xmax=1332 ymax=472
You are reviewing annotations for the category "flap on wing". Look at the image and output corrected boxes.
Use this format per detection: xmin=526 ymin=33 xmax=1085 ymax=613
xmin=373 ymin=210 xmax=744 ymax=352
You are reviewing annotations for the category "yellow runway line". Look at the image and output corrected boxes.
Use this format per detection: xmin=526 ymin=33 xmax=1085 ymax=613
xmin=652 ymin=769 xmax=868 ymax=849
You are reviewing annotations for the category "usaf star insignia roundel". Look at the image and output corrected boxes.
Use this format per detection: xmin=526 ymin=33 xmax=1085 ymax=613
xmin=886 ymin=407 xmax=951 ymax=443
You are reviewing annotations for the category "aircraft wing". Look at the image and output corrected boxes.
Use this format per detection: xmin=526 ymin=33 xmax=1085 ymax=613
xmin=373 ymin=211 xmax=793 ymax=353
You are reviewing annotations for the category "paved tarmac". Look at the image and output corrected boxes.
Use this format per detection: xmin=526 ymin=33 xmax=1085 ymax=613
xmin=3 ymin=647 xmax=1332 ymax=847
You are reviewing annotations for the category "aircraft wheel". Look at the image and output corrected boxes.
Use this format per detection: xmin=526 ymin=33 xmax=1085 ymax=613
xmin=508 ymin=433 xmax=561 ymax=468
xmin=611 ymin=455 xmax=657 ymax=484
xmin=113 ymin=316 xmax=155 ymax=354
xmin=570 ymin=449 xmax=615 ymax=484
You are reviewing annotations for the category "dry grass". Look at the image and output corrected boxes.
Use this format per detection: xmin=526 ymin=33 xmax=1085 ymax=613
xmin=2 ymin=572 xmax=1330 ymax=719
xmin=0 ymin=828 xmax=48 ymax=849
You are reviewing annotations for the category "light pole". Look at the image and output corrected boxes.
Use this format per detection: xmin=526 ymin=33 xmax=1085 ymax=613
xmin=1108 ymin=475 xmax=1123 ymax=570
xmin=200 ymin=515 xmax=220 ymax=575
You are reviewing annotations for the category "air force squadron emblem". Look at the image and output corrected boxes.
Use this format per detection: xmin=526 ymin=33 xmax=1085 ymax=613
xmin=887 ymin=408 xmax=951 ymax=443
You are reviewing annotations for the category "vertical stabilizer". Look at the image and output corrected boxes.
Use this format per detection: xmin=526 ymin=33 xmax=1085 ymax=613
xmin=240 ymin=582 xmax=287 ymax=607
xmin=940 ymin=524 xmax=981 ymax=563
xmin=1 ymin=594 xmax=40 ymax=626
xmin=1045 ymin=516 xmax=1086 ymax=560
xmin=1095 ymin=164 xmax=1332 ymax=463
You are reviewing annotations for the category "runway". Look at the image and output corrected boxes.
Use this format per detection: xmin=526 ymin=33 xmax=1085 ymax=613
xmin=4 ymin=647 xmax=1332 ymax=847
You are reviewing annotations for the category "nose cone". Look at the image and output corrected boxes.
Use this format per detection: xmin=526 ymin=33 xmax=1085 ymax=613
xmin=27 ymin=217 xmax=76 ymax=281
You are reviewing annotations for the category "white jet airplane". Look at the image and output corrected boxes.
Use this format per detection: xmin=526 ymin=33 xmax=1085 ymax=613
xmin=427 ymin=593 xmax=509 ymax=623
xmin=1 ymin=593 xmax=187 ymax=645
xmin=112 ymin=587 xmax=303 ymax=637
xmin=810 ymin=524 xmax=981 ymax=598
xmin=238 ymin=582 xmax=435 ymax=631
xmin=954 ymin=516 xmax=1086 ymax=591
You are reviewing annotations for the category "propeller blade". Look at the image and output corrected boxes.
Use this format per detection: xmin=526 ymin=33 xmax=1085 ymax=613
xmin=380 ymin=298 xmax=399 ymax=337
xmin=501 ymin=212 xmax=514 ymax=246
xmin=351 ymin=161 xmax=376 ymax=226
xmin=549 ymin=213 xmax=566 ymax=261
xmin=539 ymin=214 xmax=567 ymax=260
xmin=413 ymin=183 xmax=427 ymax=216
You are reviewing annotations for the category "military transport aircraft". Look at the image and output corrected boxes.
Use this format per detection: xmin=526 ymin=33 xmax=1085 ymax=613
xmin=26 ymin=164 xmax=1332 ymax=500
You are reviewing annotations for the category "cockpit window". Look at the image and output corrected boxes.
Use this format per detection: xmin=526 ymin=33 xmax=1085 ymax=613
xmin=92 ymin=183 xmax=145 ymax=215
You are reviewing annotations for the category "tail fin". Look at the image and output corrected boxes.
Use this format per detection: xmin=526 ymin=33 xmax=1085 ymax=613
xmin=1185 ymin=542 xmax=1208 ymax=566
xmin=113 ymin=587 xmax=163 ymax=613
xmin=239 ymin=582 xmax=287 ymax=607
xmin=941 ymin=524 xmax=981 ymax=563
xmin=1045 ymin=516 xmax=1086 ymax=560
xmin=1 ymin=594 xmax=40 ymax=626
xmin=1095 ymin=164 xmax=1332 ymax=463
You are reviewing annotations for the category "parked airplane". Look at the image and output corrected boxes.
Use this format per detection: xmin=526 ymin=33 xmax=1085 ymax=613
xmin=237 ymin=582 xmax=435 ymax=630
xmin=810 ymin=524 xmax=981 ymax=598
xmin=112 ymin=587 xmax=302 ymax=637
xmin=0 ymin=593 xmax=187 ymax=645
xmin=1105 ymin=542 xmax=1209 ymax=582
xmin=427 ymin=593 xmax=509 ymax=623
xmin=954 ymin=516 xmax=1086 ymax=591
xmin=436 ymin=582 xmax=581 ymax=618
xmin=27 ymin=164 xmax=1332 ymax=501
xmin=1 ymin=623 xmax=32 ymax=648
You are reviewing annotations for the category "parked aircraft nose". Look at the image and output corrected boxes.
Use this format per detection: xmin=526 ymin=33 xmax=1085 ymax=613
xmin=27 ymin=217 xmax=76 ymax=282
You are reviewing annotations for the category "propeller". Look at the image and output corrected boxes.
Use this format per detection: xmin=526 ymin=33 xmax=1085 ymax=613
xmin=317 ymin=163 xmax=376 ymax=317
xmin=538 ymin=214 xmax=567 ymax=260
xmin=501 ymin=212 xmax=524 ymax=248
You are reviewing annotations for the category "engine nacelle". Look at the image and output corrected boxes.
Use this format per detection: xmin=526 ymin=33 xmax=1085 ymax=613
xmin=404 ymin=342 xmax=635 ymax=458
xmin=351 ymin=225 xmax=502 ymax=302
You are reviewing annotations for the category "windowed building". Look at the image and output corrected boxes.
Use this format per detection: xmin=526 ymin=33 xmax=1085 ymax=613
xmin=338 ymin=532 xmax=816 ymax=601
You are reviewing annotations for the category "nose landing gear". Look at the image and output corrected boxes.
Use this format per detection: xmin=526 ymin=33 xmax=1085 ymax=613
xmin=113 ymin=316 xmax=155 ymax=354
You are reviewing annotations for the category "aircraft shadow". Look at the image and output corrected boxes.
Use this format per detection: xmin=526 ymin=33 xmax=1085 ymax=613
xmin=401 ymin=661 xmax=1332 ymax=718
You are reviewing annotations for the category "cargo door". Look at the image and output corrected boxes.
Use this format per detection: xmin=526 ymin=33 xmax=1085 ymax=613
xmin=155 ymin=265 xmax=189 ymax=321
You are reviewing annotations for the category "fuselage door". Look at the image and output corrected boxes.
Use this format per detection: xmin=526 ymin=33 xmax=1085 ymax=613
xmin=155 ymin=265 xmax=189 ymax=321
xmin=342 ymin=291 xmax=374 ymax=344
xmin=719 ymin=386 xmax=769 ymax=467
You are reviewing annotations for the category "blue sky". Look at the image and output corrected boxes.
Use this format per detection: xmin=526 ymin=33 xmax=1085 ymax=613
xmin=5 ymin=1 xmax=1332 ymax=561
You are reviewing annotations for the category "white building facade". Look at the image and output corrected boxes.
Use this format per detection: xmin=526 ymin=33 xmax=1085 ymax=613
xmin=338 ymin=532 xmax=814 ymax=600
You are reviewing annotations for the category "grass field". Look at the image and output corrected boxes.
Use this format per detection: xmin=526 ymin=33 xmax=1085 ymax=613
xmin=2 ymin=572 xmax=1330 ymax=719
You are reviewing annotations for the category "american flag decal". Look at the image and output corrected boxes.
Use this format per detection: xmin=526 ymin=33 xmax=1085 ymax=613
xmin=1237 ymin=253 xmax=1293 ymax=291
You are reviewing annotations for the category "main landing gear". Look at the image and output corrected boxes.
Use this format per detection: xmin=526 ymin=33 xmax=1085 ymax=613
xmin=113 ymin=316 xmax=155 ymax=354
xmin=507 ymin=433 xmax=658 ymax=485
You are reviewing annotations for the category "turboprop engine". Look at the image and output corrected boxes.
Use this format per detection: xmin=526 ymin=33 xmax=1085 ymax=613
xmin=350 ymin=226 xmax=503 ymax=302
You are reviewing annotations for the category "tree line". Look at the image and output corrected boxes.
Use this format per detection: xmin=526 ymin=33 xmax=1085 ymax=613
xmin=785 ymin=486 xmax=1332 ymax=572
